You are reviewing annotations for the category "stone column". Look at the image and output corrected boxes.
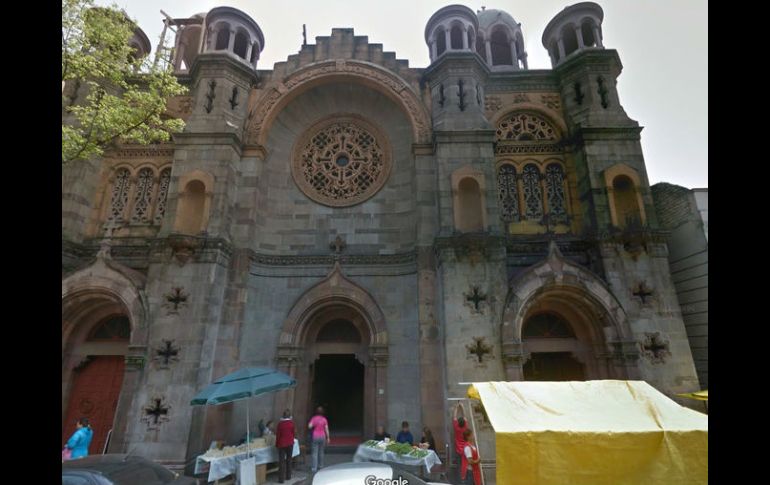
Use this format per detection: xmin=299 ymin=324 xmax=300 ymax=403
xmin=510 ymin=40 xmax=519 ymax=69
xmin=462 ymin=26 xmax=469 ymax=49
xmin=430 ymin=40 xmax=437 ymax=61
xmin=485 ymin=40 xmax=492 ymax=65
xmin=522 ymin=52 xmax=528 ymax=69
xmin=245 ymin=42 xmax=253 ymax=64
xmin=576 ymin=26 xmax=585 ymax=49
xmin=227 ymin=29 xmax=236 ymax=52
xmin=593 ymin=25 xmax=603 ymax=47
xmin=445 ymin=29 xmax=452 ymax=51
xmin=206 ymin=27 xmax=215 ymax=51
xmin=557 ymin=37 xmax=566 ymax=60
xmin=252 ymin=42 xmax=259 ymax=67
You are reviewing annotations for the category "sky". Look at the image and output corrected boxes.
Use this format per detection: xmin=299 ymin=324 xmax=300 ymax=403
xmin=98 ymin=0 xmax=708 ymax=189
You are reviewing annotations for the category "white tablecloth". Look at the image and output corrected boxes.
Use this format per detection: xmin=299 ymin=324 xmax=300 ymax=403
xmin=353 ymin=444 xmax=442 ymax=474
xmin=195 ymin=439 xmax=300 ymax=482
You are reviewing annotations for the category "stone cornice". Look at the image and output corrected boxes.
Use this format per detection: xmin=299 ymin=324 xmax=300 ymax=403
xmin=188 ymin=52 xmax=259 ymax=86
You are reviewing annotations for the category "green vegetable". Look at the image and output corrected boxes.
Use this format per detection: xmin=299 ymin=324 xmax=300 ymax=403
xmin=385 ymin=442 xmax=414 ymax=455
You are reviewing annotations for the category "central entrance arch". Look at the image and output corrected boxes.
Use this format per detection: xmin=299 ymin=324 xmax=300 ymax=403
xmin=274 ymin=264 xmax=388 ymax=443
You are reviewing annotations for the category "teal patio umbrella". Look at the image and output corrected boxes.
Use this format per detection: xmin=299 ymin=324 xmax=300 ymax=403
xmin=191 ymin=367 xmax=296 ymax=456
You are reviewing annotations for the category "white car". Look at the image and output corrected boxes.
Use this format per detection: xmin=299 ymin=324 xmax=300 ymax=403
xmin=304 ymin=462 xmax=447 ymax=485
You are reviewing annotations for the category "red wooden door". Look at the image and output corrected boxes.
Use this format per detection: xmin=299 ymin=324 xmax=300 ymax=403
xmin=62 ymin=356 xmax=125 ymax=454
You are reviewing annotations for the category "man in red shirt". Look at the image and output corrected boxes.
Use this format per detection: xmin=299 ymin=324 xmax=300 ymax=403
xmin=453 ymin=403 xmax=469 ymax=484
xmin=275 ymin=409 xmax=296 ymax=483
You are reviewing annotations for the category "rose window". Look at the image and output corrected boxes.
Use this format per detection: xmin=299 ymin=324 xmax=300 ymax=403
xmin=292 ymin=116 xmax=391 ymax=207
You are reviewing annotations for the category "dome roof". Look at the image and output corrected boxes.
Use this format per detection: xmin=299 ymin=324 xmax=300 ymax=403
xmin=477 ymin=8 xmax=520 ymax=33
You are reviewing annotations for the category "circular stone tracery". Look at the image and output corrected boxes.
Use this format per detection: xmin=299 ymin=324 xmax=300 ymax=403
xmin=292 ymin=116 xmax=392 ymax=207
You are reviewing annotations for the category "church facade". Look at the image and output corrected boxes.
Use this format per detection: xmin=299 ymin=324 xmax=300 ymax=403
xmin=61 ymin=2 xmax=702 ymax=469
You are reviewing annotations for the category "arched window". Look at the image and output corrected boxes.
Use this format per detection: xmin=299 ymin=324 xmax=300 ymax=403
xmin=497 ymin=164 xmax=519 ymax=223
xmin=522 ymin=313 xmax=576 ymax=338
xmin=457 ymin=177 xmax=484 ymax=232
xmin=450 ymin=25 xmax=464 ymax=50
xmin=176 ymin=180 xmax=206 ymax=235
xmin=545 ymin=164 xmax=568 ymax=224
xmin=490 ymin=29 xmax=512 ymax=65
xmin=436 ymin=28 xmax=447 ymax=56
xmin=233 ymin=31 xmax=249 ymax=59
xmin=215 ymin=27 xmax=230 ymax=50
xmin=612 ymin=175 xmax=642 ymax=228
xmin=582 ymin=21 xmax=596 ymax=47
xmin=521 ymin=164 xmax=543 ymax=220
xmin=316 ymin=319 xmax=361 ymax=343
xmin=107 ymin=168 xmax=131 ymax=223
xmin=130 ymin=167 xmax=155 ymax=223
xmin=154 ymin=167 xmax=171 ymax=225
xmin=562 ymin=26 xmax=579 ymax=56
xmin=87 ymin=315 xmax=130 ymax=342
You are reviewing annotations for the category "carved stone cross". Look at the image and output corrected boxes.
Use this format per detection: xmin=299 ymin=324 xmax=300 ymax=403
xmin=466 ymin=286 xmax=487 ymax=311
xmin=640 ymin=332 xmax=670 ymax=364
xmin=143 ymin=398 xmax=170 ymax=425
xmin=155 ymin=340 xmax=179 ymax=366
xmin=330 ymin=235 xmax=346 ymax=255
xmin=466 ymin=337 xmax=493 ymax=363
xmin=632 ymin=282 xmax=654 ymax=304
xmin=164 ymin=287 xmax=188 ymax=313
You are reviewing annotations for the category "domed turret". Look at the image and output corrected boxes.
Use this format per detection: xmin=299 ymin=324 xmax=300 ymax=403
xmin=424 ymin=5 xmax=480 ymax=63
xmin=542 ymin=2 xmax=604 ymax=67
xmin=201 ymin=6 xmax=265 ymax=69
xmin=476 ymin=7 xmax=528 ymax=70
xmin=128 ymin=27 xmax=151 ymax=61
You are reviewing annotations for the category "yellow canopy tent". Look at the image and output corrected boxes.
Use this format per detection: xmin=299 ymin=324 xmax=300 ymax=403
xmin=467 ymin=380 xmax=707 ymax=485
xmin=677 ymin=389 xmax=708 ymax=401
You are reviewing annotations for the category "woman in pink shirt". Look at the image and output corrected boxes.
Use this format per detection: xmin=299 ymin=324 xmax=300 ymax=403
xmin=307 ymin=406 xmax=330 ymax=473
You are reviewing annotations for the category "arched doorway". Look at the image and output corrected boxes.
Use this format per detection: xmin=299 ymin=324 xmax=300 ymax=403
xmin=308 ymin=318 xmax=366 ymax=439
xmin=501 ymin=241 xmax=640 ymax=381
xmin=62 ymin=306 xmax=131 ymax=455
xmin=303 ymin=309 xmax=369 ymax=445
xmin=274 ymin=264 xmax=389 ymax=445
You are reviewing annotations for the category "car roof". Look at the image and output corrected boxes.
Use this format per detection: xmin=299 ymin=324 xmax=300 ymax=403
xmin=312 ymin=462 xmax=393 ymax=485
xmin=62 ymin=454 xmax=177 ymax=483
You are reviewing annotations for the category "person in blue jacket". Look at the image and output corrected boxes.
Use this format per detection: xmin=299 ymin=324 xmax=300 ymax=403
xmin=395 ymin=421 xmax=414 ymax=445
xmin=65 ymin=417 xmax=94 ymax=459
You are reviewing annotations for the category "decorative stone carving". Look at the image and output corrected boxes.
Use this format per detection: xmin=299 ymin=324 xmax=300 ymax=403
xmin=204 ymin=79 xmax=216 ymax=113
xmin=124 ymin=354 xmax=145 ymax=371
xmin=496 ymin=113 xmax=558 ymax=142
xmin=632 ymin=282 xmax=654 ymax=304
xmin=464 ymin=286 xmax=487 ymax=313
xmin=513 ymin=93 xmax=530 ymax=103
xmin=466 ymin=337 xmax=494 ymax=363
xmin=142 ymin=396 xmax=171 ymax=429
xmin=292 ymin=116 xmax=391 ymax=207
xmin=330 ymin=235 xmax=347 ymax=255
xmin=168 ymin=235 xmax=202 ymax=266
xmin=639 ymin=332 xmax=670 ymax=364
xmin=540 ymin=94 xmax=561 ymax=111
xmin=246 ymin=60 xmax=431 ymax=147
xmin=163 ymin=287 xmax=189 ymax=314
xmin=484 ymin=95 xmax=502 ymax=112
xmin=153 ymin=340 xmax=180 ymax=368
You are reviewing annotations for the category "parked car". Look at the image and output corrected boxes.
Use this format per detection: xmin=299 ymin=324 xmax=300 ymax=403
xmin=301 ymin=462 xmax=447 ymax=485
xmin=62 ymin=454 xmax=197 ymax=485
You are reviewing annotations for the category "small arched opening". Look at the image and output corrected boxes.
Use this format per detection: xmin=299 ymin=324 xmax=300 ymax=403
xmin=457 ymin=177 xmax=484 ymax=232
xmin=490 ymin=28 xmax=513 ymax=65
